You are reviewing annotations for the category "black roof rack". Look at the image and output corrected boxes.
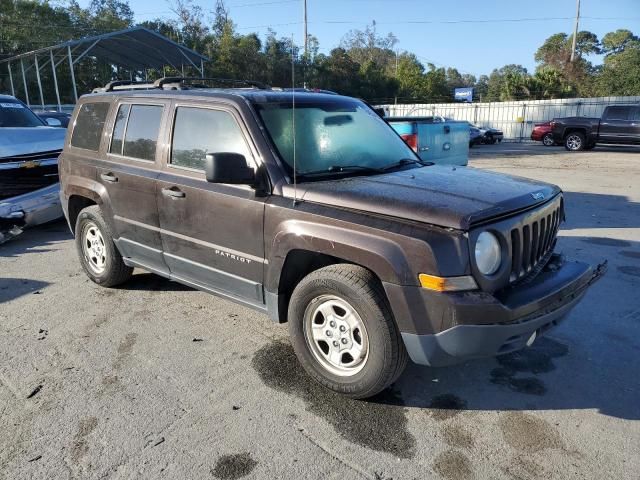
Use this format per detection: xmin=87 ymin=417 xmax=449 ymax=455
xmin=92 ymin=76 xmax=270 ymax=93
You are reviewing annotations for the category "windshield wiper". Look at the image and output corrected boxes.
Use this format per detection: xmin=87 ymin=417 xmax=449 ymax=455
xmin=297 ymin=165 xmax=384 ymax=178
xmin=381 ymin=158 xmax=434 ymax=171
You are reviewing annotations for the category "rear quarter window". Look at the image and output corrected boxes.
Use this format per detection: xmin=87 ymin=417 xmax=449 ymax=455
xmin=70 ymin=102 xmax=110 ymax=151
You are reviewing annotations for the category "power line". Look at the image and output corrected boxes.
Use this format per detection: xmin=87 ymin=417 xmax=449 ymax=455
xmin=2 ymin=15 xmax=637 ymax=29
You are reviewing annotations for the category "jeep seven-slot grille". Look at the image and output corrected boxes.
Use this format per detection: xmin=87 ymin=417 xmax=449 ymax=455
xmin=509 ymin=197 xmax=563 ymax=283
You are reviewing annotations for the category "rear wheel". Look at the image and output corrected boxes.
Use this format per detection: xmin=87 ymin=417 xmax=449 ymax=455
xmin=542 ymin=133 xmax=554 ymax=146
xmin=288 ymin=264 xmax=407 ymax=399
xmin=75 ymin=206 xmax=132 ymax=287
xmin=564 ymin=132 xmax=585 ymax=151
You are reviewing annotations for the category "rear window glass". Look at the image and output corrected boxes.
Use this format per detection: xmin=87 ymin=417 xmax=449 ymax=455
xmin=70 ymin=102 xmax=110 ymax=151
xmin=122 ymin=105 xmax=163 ymax=161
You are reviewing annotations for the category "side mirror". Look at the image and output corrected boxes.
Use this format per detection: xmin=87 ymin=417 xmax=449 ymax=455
xmin=205 ymin=153 xmax=255 ymax=184
xmin=45 ymin=117 xmax=62 ymax=127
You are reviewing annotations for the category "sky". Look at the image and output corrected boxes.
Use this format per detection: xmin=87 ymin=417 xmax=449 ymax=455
xmin=84 ymin=0 xmax=639 ymax=77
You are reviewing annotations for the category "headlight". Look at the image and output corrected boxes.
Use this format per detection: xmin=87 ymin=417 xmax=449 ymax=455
xmin=475 ymin=231 xmax=501 ymax=275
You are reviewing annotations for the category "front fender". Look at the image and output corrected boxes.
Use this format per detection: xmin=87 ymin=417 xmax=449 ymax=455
xmin=265 ymin=219 xmax=414 ymax=292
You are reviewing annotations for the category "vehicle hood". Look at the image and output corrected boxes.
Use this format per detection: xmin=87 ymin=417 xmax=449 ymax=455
xmin=286 ymin=166 xmax=561 ymax=230
xmin=0 ymin=127 xmax=66 ymax=159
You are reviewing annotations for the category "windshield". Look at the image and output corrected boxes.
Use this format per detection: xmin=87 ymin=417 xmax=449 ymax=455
xmin=0 ymin=99 xmax=44 ymax=127
xmin=254 ymin=97 xmax=420 ymax=179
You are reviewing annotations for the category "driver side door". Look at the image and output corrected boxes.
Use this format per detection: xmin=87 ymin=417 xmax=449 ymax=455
xmin=156 ymin=102 xmax=267 ymax=307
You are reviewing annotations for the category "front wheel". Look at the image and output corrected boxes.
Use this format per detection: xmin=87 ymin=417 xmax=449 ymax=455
xmin=564 ymin=132 xmax=585 ymax=151
xmin=542 ymin=133 xmax=554 ymax=146
xmin=288 ymin=264 xmax=408 ymax=399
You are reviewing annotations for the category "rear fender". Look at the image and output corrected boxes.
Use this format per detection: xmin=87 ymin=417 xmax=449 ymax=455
xmin=63 ymin=176 xmax=115 ymax=232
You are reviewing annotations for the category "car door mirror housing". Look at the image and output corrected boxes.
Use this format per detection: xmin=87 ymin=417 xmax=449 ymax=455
xmin=45 ymin=117 xmax=62 ymax=127
xmin=205 ymin=153 xmax=255 ymax=184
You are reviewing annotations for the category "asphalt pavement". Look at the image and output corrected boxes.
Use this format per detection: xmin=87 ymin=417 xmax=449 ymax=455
xmin=1 ymin=144 xmax=639 ymax=480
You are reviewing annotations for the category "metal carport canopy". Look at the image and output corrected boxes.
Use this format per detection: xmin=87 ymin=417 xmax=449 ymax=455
xmin=1 ymin=27 xmax=208 ymax=107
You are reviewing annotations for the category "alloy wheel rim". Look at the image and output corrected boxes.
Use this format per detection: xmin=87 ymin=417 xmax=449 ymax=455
xmin=567 ymin=134 xmax=582 ymax=150
xmin=82 ymin=221 xmax=107 ymax=274
xmin=543 ymin=134 xmax=554 ymax=146
xmin=303 ymin=294 xmax=369 ymax=377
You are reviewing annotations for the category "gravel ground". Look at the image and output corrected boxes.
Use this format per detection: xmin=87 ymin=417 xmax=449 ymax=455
xmin=1 ymin=144 xmax=639 ymax=480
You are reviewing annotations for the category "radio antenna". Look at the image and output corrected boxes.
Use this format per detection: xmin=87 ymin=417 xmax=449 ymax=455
xmin=292 ymin=35 xmax=297 ymax=207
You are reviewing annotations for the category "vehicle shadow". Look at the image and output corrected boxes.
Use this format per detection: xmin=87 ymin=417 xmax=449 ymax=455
xmin=0 ymin=278 xmax=51 ymax=303
xmin=471 ymin=143 xmax=640 ymax=158
xmin=115 ymin=272 xmax=194 ymax=292
xmin=0 ymin=219 xmax=72 ymax=258
xmin=562 ymin=190 xmax=640 ymax=230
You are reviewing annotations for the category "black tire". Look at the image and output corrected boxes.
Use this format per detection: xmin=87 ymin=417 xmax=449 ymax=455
xmin=564 ymin=131 xmax=585 ymax=151
xmin=75 ymin=205 xmax=132 ymax=287
xmin=542 ymin=133 xmax=554 ymax=146
xmin=288 ymin=264 xmax=408 ymax=399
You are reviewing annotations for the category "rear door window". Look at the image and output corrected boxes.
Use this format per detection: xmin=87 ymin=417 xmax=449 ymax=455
xmin=70 ymin=102 xmax=110 ymax=151
xmin=109 ymin=104 xmax=130 ymax=155
xmin=170 ymin=107 xmax=252 ymax=171
xmin=122 ymin=105 xmax=163 ymax=161
xmin=604 ymin=106 xmax=630 ymax=121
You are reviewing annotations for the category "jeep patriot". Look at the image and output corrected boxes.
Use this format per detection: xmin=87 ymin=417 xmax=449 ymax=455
xmin=59 ymin=78 xmax=605 ymax=398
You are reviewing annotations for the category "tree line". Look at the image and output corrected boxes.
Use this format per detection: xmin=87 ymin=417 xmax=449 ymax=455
xmin=1 ymin=0 xmax=638 ymax=104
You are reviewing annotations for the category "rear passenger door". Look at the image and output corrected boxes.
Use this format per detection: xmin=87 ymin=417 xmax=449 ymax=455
xmin=599 ymin=106 xmax=632 ymax=144
xmin=98 ymin=99 xmax=169 ymax=274
xmin=629 ymin=107 xmax=640 ymax=144
xmin=156 ymin=102 xmax=266 ymax=306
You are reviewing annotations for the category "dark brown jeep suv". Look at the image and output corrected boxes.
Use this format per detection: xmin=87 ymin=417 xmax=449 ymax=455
xmin=59 ymin=78 xmax=605 ymax=399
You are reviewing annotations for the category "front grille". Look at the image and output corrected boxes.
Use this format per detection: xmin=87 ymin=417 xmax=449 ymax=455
xmin=509 ymin=197 xmax=563 ymax=283
xmin=0 ymin=149 xmax=61 ymax=163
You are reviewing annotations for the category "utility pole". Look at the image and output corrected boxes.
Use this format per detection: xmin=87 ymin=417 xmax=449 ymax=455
xmin=394 ymin=50 xmax=399 ymax=105
xmin=570 ymin=0 xmax=580 ymax=62
xmin=303 ymin=0 xmax=308 ymax=58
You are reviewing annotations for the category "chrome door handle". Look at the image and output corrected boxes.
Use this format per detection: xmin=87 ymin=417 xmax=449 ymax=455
xmin=162 ymin=187 xmax=186 ymax=198
xmin=100 ymin=173 xmax=118 ymax=183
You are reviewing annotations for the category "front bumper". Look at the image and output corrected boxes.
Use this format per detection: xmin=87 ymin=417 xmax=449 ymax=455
xmin=385 ymin=255 xmax=606 ymax=366
xmin=0 ymin=183 xmax=63 ymax=244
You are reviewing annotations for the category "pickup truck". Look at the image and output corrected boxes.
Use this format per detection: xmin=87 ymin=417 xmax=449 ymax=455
xmin=551 ymin=104 xmax=640 ymax=151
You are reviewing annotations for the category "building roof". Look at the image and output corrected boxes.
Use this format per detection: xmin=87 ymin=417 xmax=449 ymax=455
xmin=0 ymin=27 xmax=208 ymax=71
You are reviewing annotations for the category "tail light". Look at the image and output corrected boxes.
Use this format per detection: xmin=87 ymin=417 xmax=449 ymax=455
xmin=550 ymin=121 xmax=557 ymax=128
xmin=400 ymin=133 xmax=418 ymax=152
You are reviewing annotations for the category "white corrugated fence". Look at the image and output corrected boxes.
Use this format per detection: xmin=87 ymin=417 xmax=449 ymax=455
xmin=379 ymin=96 xmax=640 ymax=141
